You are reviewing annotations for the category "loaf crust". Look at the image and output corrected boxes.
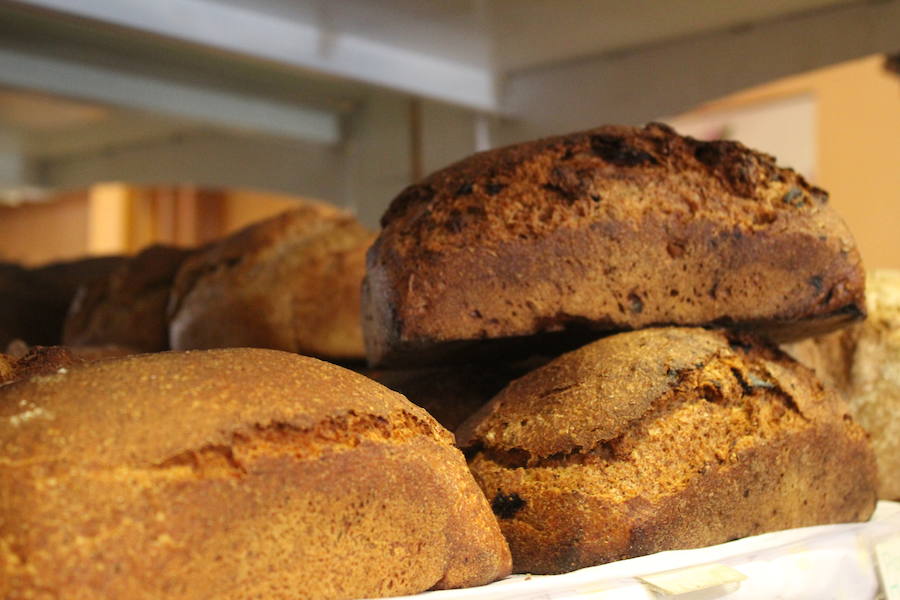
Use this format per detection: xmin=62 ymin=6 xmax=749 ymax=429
xmin=785 ymin=269 xmax=900 ymax=500
xmin=364 ymin=123 xmax=865 ymax=367
xmin=458 ymin=327 xmax=877 ymax=574
xmin=0 ymin=348 xmax=511 ymax=599
xmin=169 ymin=206 xmax=374 ymax=362
xmin=63 ymin=244 xmax=189 ymax=352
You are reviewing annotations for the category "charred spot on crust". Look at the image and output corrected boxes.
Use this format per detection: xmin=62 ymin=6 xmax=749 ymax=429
xmin=455 ymin=182 xmax=474 ymax=197
xmin=491 ymin=492 xmax=526 ymax=519
xmin=484 ymin=182 xmax=506 ymax=196
xmin=809 ymin=275 xmax=823 ymax=292
xmin=444 ymin=209 xmax=464 ymax=233
xmin=837 ymin=303 xmax=865 ymax=319
xmin=590 ymin=134 xmax=659 ymax=167
xmin=693 ymin=140 xmax=730 ymax=167
xmin=380 ymin=184 xmax=435 ymax=228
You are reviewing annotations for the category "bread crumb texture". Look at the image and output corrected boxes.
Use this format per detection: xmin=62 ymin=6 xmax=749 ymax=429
xmin=459 ymin=328 xmax=877 ymax=574
xmin=0 ymin=348 xmax=510 ymax=599
xmin=364 ymin=123 xmax=864 ymax=367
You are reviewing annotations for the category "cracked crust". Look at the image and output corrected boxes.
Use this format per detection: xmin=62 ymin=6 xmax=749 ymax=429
xmin=168 ymin=206 xmax=375 ymax=362
xmin=364 ymin=122 xmax=865 ymax=367
xmin=0 ymin=348 xmax=511 ymax=599
xmin=458 ymin=328 xmax=877 ymax=574
xmin=63 ymin=245 xmax=191 ymax=352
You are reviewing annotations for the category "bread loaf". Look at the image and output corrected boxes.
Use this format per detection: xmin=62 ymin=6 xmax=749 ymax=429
xmin=458 ymin=327 xmax=877 ymax=574
xmin=169 ymin=206 xmax=373 ymax=362
xmin=364 ymin=123 xmax=865 ymax=367
xmin=785 ymin=269 xmax=900 ymax=500
xmin=63 ymin=244 xmax=189 ymax=352
xmin=0 ymin=348 xmax=511 ymax=599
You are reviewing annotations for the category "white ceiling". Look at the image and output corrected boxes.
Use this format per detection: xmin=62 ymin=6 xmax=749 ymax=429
xmin=208 ymin=0 xmax=857 ymax=71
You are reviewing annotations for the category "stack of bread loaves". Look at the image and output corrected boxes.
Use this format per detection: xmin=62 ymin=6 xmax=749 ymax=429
xmin=363 ymin=122 xmax=879 ymax=574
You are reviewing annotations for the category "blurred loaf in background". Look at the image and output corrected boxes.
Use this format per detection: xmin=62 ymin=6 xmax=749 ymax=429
xmin=784 ymin=269 xmax=900 ymax=500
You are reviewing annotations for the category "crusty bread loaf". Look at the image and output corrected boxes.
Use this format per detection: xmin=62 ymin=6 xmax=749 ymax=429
xmin=457 ymin=327 xmax=877 ymax=574
xmin=0 ymin=348 xmax=511 ymax=599
xmin=364 ymin=122 xmax=865 ymax=367
xmin=169 ymin=206 xmax=374 ymax=362
xmin=63 ymin=245 xmax=190 ymax=352
xmin=785 ymin=269 xmax=900 ymax=500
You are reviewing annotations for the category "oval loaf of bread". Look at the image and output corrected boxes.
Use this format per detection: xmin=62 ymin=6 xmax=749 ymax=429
xmin=169 ymin=206 xmax=374 ymax=362
xmin=0 ymin=348 xmax=511 ymax=599
xmin=457 ymin=327 xmax=877 ymax=575
xmin=364 ymin=123 xmax=865 ymax=367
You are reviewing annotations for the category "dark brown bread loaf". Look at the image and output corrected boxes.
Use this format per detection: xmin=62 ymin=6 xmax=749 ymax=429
xmin=63 ymin=245 xmax=190 ymax=352
xmin=0 ymin=348 xmax=511 ymax=599
xmin=457 ymin=327 xmax=877 ymax=575
xmin=169 ymin=206 xmax=374 ymax=362
xmin=364 ymin=122 xmax=865 ymax=367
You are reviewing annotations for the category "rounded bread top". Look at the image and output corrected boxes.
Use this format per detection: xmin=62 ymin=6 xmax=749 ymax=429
xmin=169 ymin=205 xmax=372 ymax=318
xmin=456 ymin=327 xmax=839 ymax=459
xmin=0 ymin=347 xmax=446 ymax=466
xmin=377 ymin=122 xmax=850 ymax=254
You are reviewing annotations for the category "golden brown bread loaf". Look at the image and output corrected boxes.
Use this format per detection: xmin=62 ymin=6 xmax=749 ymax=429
xmin=457 ymin=327 xmax=877 ymax=575
xmin=0 ymin=348 xmax=511 ymax=599
xmin=363 ymin=122 xmax=865 ymax=367
xmin=169 ymin=206 xmax=374 ymax=362
xmin=63 ymin=245 xmax=190 ymax=352
xmin=785 ymin=269 xmax=900 ymax=500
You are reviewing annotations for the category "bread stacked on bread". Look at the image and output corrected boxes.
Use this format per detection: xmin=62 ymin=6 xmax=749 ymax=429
xmin=0 ymin=349 xmax=511 ymax=599
xmin=169 ymin=205 xmax=374 ymax=362
xmin=362 ymin=122 xmax=878 ymax=574
xmin=784 ymin=269 xmax=900 ymax=500
xmin=364 ymin=122 xmax=864 ymax=368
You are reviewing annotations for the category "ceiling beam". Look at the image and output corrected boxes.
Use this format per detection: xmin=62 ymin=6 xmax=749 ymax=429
xmin=14 ymin=0 xmax=498 ymax=112
xmin=498 ymin=0 xmax=900 ymax=143
xmin=0 ymin=47 xmax=340 ymax=144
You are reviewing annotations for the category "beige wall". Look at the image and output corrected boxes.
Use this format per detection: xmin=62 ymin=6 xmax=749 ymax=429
xmin=0 ymin=191 xmax=89 ymax=266
xmin=686 ymin=54 xmax=900 ymax=270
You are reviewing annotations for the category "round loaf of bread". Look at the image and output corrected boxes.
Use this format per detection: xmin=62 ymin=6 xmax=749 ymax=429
xmin=169 ymin=206 xmax=374 ymax=362
xmin=364 ymin=122 xmax=865 ymax=367
xmin=63 ymin=244 xmax=190 ymax=352
xmin=458 ymin=327 xmax=877 ymax=575
xmin=0 ymin=348 xmax=511 ymax=599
